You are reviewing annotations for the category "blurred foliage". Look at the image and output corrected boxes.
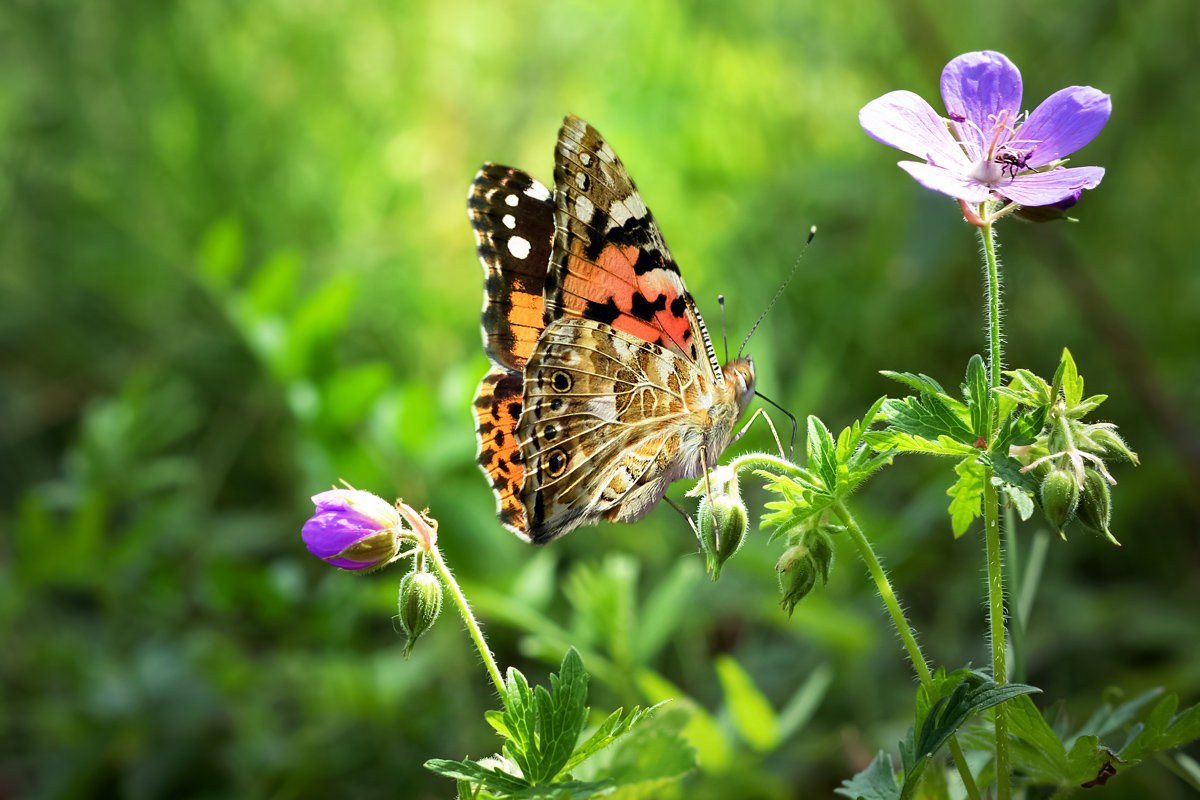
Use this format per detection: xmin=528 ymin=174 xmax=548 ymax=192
xmin=1 ymin=0 xmax=1198 ymax=797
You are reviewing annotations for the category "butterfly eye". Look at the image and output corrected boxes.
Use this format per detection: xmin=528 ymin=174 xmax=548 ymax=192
xmin=551 ymin=371 xmax=573 ymax=393
xmin=545 ymin=449 xmax=568 ymax=477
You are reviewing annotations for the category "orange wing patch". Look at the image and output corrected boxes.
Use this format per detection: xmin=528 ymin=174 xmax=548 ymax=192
xmin=473 ymin=369 xmax=527 ymax=535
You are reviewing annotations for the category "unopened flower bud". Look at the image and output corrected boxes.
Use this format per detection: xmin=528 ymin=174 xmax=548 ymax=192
xmin=777 ymin=544 xmax=816 ymax=616
xmin=399 ymin=569 xmax=443 ymax=657
xmin=1039 ymin=468 xmax=1080 ymax=537
xmin=302 ymin=489 xmax=405 ymax=571
xmin=1088 ymin=426 xmax=1139 ymax=465
xmin=1077 ymin=468 xmax=1119 ymax=546
xmin=776 ymin=530 xmax=834 ymax=616
xmin=696 ymin=472 xmax=749 ymax=580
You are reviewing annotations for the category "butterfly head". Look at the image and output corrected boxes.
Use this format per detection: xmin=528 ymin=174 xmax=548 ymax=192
xmin=722 ymin=356 xmax=757 ymax=420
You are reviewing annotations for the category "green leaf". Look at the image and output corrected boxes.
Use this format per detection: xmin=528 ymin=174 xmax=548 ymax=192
xmin=425 ymin=758 xmax=531 ymax=793
xmin=807 ymin=415 xmax=838 ymax=491
xmin=947 ymin=457 xmax=986 ymax=537
xmin=1056 ymin=348 xmax=1083 ymax=409
xmin=835 ymin=750 xmax=900 ymax=800
xmin=529 ymin=648 xmax=590 ymax=782
xmin=502 ymin=667 xmax=539 ymax=780
xmin=1120 ymin=692 xmax=1200 ymax=762
xmin=715 ymin=655 xmax=779 ymax=752
xmin=878 ymin=391 xmax=975 ymax=448
xmin=962 ymin=354 xmax=991 ymax=440
xmin=900 ymin=673 xmax=1039 ymax=787
xmin=863 ymin=430 xmax=975 ymax=457
xmin=1004 ymin=693 xmax=1110 ymax=786
xmin=880 ymin=370 xmax=947 ymax=396
xmin=560 ymin=701 xmax=668 ymax=775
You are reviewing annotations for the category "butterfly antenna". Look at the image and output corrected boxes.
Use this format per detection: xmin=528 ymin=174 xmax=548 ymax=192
xmin=737 ymin=226 xmax=817 ymax=359
xmin=718 ymin=295 xmax=729 ymax=363
xmin=754 ymin=389 xmax=798 ymax=460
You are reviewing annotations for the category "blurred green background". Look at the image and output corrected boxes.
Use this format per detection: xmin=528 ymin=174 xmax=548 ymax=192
xmin=2 ymin=0 xmax=1197 ymax=797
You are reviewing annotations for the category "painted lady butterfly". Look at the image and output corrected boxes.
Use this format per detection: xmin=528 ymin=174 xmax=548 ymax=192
xmin=470 ymin=116 xmax=756 ymax=544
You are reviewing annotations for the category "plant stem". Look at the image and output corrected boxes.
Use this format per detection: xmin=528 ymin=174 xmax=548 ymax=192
xmin=980 ymin=216 xmax=1003 ymax=392
xmin=429 ymin=546 xmax=507 ymax=699
xmin=979 ymin=212 xmax=1011 ymax=800
xmin=833 ymin=501 xmax=982 ymax=800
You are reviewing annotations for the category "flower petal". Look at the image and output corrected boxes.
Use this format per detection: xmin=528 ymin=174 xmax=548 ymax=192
xmin=302 ymin=510 xmax=376 ymax=559
xmin=998 ymin=166 xmax=1105 ymax=206
xmin=897 ymin=161 xmax=992 ymax=203
xmin=1016 ymin=86 xmax=1111 ymax=167
xmin=941 ymin=51 xmax=1023 ymax=157
xmin=860 ymin=90 xmax=970 ymax=169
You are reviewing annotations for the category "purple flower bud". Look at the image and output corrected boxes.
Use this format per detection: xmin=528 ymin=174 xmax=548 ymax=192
xmin=302 ymin=489 xmax=404 ymax=571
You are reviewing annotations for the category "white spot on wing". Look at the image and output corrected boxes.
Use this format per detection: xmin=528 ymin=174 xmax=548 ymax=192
xmin=575 ymin=172 xmax=588 ymax=190
xmin=574 ymin=194 xmax=595 ymax=224
xmin=525 ymin=182 xmax=551 ymax=201
xmin=609 ymin=192 xmax=648 ymax=227
xmin=505 ymin=194 xmax=519 ymax=207
xmin=502 ymin=214 xmax=516 ymax=230
xmin=579 ymin=152 xmax=594 ymax=167
xmin=507 ymin=236 xmax=532 ymax=259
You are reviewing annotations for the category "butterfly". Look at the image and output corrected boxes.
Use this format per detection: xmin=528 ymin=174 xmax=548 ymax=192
xmin=470 ymin=115 xmax=756 ymax=544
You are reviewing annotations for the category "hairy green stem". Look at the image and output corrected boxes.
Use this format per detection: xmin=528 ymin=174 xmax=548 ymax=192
xmin=834 ymin=501 xmax=982 ymax=800
xmin=429 ymin=546 xmax=507 ymax=699
xmin=979 ymin=212 xmax=1011 ymax=800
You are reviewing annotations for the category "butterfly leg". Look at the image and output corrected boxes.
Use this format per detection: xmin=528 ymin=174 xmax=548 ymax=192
xmin=732 ymin=407 xmax=790 ymax=460
xmin=664 ymin=496 xmax=702 ymax=543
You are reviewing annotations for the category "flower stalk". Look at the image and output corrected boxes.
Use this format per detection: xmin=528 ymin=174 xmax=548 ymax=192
xmin=834 ymin=501 xmax=983 ymax=800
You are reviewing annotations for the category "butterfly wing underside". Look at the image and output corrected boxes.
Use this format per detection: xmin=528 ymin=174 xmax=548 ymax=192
xmin=471 ymin=117 xmax=753 ymax=544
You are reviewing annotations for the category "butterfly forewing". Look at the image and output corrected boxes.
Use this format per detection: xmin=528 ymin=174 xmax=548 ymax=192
xmin=545 ymin=116 xmax=722 ymax=380
xmin=469 ymin=163 xmax=555 ymax=372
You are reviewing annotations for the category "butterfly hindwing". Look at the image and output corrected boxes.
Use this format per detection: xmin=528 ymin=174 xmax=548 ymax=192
xmin=518 ymin=317 xmax=711 ymax=543
xmin=473 ymin=369 xmax=527 ymax=534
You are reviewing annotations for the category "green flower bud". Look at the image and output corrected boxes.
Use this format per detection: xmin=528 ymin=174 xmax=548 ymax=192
xmin=1077 ymin=468 xmax=1119 ymax=546
xmin=777 ymin=544 xmax=816 ymax=617
xmin=776 ymin=530 xmax=834 ymax=616
xmin=696 ymin=473 xmax=749 ymax=581
xmin=399 ymin=569 xmax=443 ymax=658
xmin=1087 ymin=426 xmax=1139 ymax=465
xmin=1039 ymin=468 xmax=1080 ymax=537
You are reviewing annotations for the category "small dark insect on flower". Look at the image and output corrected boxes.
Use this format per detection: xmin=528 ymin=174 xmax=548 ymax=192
xmin=995 ymin=149 xmax=1032 ymax=178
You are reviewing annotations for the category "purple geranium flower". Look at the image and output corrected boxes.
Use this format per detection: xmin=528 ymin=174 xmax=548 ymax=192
xmin=303 ymin=489 xmax=405 ymax=571
xmin=859 ymin=51 xmax=1111 ymax=206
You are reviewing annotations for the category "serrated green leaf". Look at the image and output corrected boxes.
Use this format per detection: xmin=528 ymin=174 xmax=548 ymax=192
xmin=901 ymin=675 xmax=1039 ymax=782
xmin=715 ymin=655 xmax=779 ymax=752
xmin=530 ymin=648 xmax=590 ymax=782
xmin=1057 ymin=348 xmax=1083 ymax=408
xmin=559 ymin=701 xmax=668 ymax=775
xmin=1005 ymin=693 xmax=1079 ymax=784
xmin=864 ymin=430 xmax=975 ymax=457
xmin=807 ymin=415 xmax=838 ymax=491
xmin=1072 ymin=688 xmax=1163 ymax=744
xmin=880 ymin=370 xmax=947 ymax=395
xmin=425 ymin=758 xmax=531 ymax=793
xmin=879 ymin=392 xmax=975 ymax=448
xmin=835 ymin=750 xmax=900 ymax=800
xmin=962 ymin=354 xmax=991 ymax=439
xmin=503 ymin=667 xmax=539 ymax=779
xmin=947 ymin=457 xmax=986 ymax=537
xmin=1121 ymin=693 xmax=1200 ymax=762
